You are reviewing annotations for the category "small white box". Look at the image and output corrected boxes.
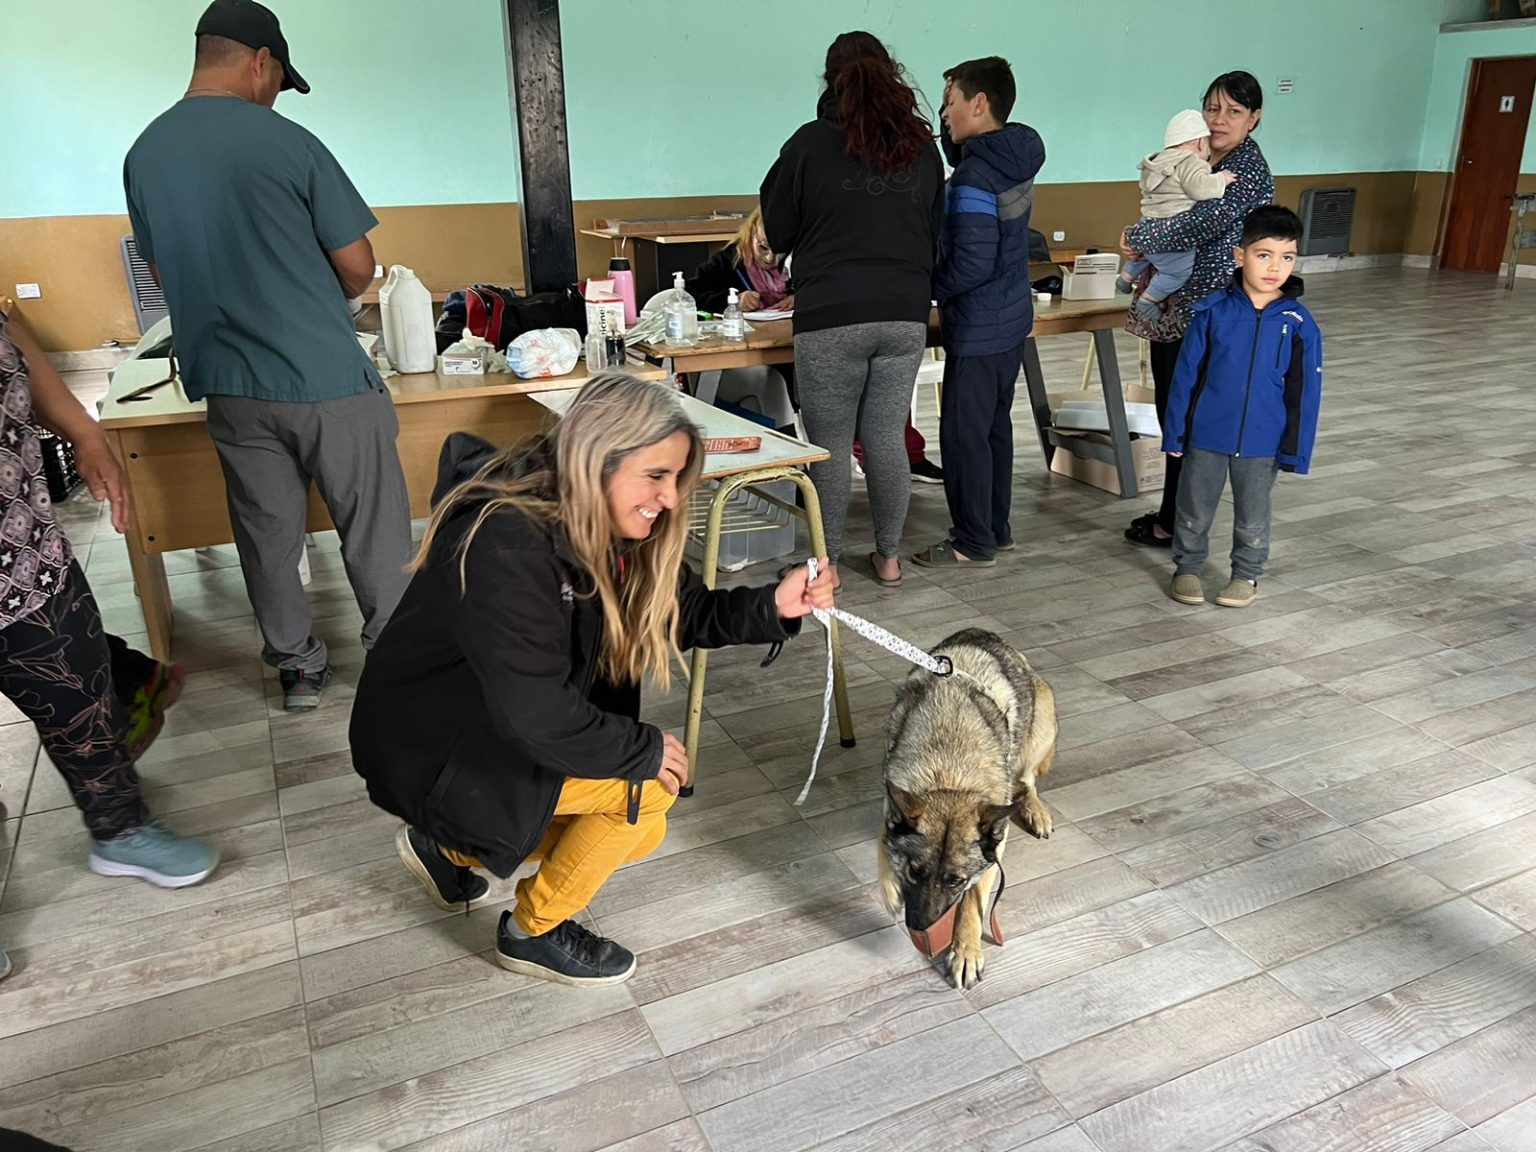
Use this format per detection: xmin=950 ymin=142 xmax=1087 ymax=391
xmin=1060 ymin=253 xmax=1122 ymax=300
xmin=439 ymin=349 xmax=486 ymax=375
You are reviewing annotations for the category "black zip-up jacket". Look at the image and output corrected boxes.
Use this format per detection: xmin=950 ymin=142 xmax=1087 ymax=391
xmin=349 ymin=433 xmax=798 ymax=876
xmin=759 ymin=90 xmax=944 ymax=334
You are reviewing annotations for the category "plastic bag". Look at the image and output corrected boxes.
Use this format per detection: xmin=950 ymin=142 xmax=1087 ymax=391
xmin=506 ymin=327 xmax=581 ymax=379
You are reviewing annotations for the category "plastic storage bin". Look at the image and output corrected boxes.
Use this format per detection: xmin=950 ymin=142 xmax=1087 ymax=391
xmin=685 ymin=477 xmax=798 ymax=573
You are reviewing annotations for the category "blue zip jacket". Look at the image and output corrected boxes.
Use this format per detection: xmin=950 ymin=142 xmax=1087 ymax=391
xmin=1163 ymin=275 xmax=1324 ymax=474
xmin=934 ymin=121 xmax=1046 ymax=356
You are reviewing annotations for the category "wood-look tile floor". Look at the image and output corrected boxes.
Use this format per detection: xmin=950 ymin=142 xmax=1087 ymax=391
xmin=3 ymin=267 xmax=1535 ymax=1151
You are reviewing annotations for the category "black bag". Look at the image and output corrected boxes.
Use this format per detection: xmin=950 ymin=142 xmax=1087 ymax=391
xmin=436 ymin=283 xmax=588 ymax=353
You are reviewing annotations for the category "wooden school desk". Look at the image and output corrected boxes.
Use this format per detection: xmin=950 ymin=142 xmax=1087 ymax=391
xmin=639 ymin=296 xmax=1142 ymax=497
xmin=531 ymin=388 xmax=855 ymax=786
xmin=98 ymin=355 xmax=664 ymax=662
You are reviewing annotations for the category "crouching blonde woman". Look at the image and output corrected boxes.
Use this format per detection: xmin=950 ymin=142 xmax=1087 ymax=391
xmin=350 ymin=375 xmax=833 ymax=986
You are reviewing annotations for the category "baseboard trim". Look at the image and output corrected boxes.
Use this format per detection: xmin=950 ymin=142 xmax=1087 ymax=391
xmin=1401 ymin=254 xmax=1433 ymax=268
xmin=1295 ymin=253 xmax=1405 ymax=273
xmin=1498 ymin=261 xmax=1536 ymax=280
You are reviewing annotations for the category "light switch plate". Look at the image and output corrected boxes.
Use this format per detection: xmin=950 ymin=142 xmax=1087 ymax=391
xmin=15 ymin=283 xmax=41 ymax=299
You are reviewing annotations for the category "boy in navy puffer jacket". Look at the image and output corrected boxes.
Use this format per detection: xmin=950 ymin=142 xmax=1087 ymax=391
xmin=912 ymin=56 xmax=1046 ymax=569
xmin=1165 ymin=205 xmax=1323 ymax=609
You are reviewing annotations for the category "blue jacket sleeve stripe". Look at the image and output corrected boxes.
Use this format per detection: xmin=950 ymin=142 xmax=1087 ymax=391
xmin=946 ymin=185 xmax=998 ymax=217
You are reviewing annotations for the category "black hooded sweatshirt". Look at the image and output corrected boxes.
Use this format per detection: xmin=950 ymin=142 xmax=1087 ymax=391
xmin=759 ymin=90 xmax=944 ymax=334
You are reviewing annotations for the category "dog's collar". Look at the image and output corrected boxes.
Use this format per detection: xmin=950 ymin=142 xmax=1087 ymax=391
xmin=906 ymin=862 xmax=1007 ymax=959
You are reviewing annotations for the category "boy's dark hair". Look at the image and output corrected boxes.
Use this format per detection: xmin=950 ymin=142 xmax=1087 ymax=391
xmin=944 ymin=56 xmax=1016 ymax=122
xmin=1240 ymin=204 xmax=1303 ymax=247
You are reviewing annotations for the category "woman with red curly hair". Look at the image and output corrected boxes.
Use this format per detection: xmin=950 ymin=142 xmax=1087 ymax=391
xmin=761 ymin=30 xmax=943 ymax=589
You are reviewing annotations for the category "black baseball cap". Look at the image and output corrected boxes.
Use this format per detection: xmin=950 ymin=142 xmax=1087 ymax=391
xmin=195 ymin=0 xmax=310 ymax=94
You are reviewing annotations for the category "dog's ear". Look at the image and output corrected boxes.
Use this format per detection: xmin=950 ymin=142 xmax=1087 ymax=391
xmin=887 ymin=784 xmax=926 ymax=826
xmin=978 ymin=800 xmax=1023 ymax=854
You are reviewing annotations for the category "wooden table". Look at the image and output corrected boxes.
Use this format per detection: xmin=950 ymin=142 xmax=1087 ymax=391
xmin=99 ymin=355 xmax=664 ymax=662
xmin=641 ymin=296 xmax=1143 ymax=497
xmin=531 ymin=389 xmax=855 ymax=785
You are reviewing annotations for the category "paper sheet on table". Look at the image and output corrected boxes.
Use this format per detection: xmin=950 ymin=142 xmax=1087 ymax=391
xmin=744 ymin=309 xmax=793 ymax=321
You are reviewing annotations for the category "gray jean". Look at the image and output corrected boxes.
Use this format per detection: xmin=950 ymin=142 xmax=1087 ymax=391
xmin=1172 ymin=447 xmax=1279 ymax=582
xmin=793 ymin=321 xmax=927 ymax=560
xmin=205 ymin=388 xmax=413 ymax=672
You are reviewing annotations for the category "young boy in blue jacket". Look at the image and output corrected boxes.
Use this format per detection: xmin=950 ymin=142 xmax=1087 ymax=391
xmin=911 ymin=57 xmax=1046 ymax=569
xmin=1165 ymin=205 xmax=1323 ymax=608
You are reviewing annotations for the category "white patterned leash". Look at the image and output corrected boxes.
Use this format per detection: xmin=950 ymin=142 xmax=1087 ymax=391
xmin=796 ymin=558 xmax=954 ymax=806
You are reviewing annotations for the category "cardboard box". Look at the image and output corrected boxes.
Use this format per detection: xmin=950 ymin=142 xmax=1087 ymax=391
xmin=1059 ymin=253 xmax=1122 ymax=300
xmin=1049 ymin=431 xmax=1165 ymax=495
xmin=1046 ymin=384 xmax=1163 ymax=495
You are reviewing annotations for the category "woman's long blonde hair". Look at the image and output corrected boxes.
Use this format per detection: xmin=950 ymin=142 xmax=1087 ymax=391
xmin=414 ymin=374 xmax=705 ymax=690
xmin=732 ymin=206 xmax=766 ymax=269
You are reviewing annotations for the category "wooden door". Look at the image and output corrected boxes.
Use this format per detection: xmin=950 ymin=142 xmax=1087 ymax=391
xmin=1442 ymin=56 xmax=1536 ymax=272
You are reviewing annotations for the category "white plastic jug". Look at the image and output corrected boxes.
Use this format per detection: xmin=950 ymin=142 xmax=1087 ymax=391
xmin=378 ymin=265 xmax=436 ymax=374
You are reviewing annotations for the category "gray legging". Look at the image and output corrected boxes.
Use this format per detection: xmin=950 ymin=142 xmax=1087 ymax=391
xmin=794 ymin=321 xmax=927 ymax=562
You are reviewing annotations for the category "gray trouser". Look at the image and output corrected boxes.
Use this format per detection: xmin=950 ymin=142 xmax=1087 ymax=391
xmin=794 ymin=321 xmax=927 ymax=560
xmin=1172 ymin=448 xmax=1279 ymax=582
xmin=206 ymin=389 xmax=413 ymax=672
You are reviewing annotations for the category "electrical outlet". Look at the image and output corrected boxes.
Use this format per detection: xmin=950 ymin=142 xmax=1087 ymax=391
xmin=15 ymin=283 xmax=41 ymax=300
xmin=1052 ymin=230 xmax=1066 ymax=242
xmin=373 ymin=264 xmax=383 ymax=279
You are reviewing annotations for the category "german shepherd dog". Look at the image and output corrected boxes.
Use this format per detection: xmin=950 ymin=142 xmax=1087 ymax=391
xmin=878 ymin=629 xmax=1057 ymax=990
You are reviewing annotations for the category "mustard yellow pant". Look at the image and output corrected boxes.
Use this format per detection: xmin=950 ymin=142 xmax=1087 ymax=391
xmin=447 ymin=776 xmax=675 ymax=936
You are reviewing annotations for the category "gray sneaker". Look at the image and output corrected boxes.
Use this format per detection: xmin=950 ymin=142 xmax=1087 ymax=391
xmin=280 ymin=667 xmax=331 ymax=711
xmin=88 ymin=821 xmax=220 ymax=888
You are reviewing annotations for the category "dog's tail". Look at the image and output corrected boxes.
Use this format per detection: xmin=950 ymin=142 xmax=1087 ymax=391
xmin=1020 ymin=674 xmax=1058 ymax=784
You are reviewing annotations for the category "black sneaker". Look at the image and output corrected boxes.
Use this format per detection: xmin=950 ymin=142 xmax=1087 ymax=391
xmin=279 ymin=667 xmax=331 ymax=711
xmin=396 ymin=826 xmax=491 ymax=911
xmin=496 ymin=913 xmax=637 ymax=986
xmin=910 ymin=458 xmax=945 ymax=484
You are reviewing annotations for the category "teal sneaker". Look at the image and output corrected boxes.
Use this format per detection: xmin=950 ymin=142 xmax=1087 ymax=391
xmin=88 ymin=821 xmax=219 ymax=888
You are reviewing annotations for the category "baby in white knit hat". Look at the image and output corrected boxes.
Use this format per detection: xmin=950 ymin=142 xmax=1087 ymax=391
xmin=1117 ymin=109 xmax=1238 ymax=320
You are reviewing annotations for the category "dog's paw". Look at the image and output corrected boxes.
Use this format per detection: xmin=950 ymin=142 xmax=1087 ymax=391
xmin=948 ymin=939 xmax=985 ymax=990
xmin=1020 ymin=792 xmax=1054 ymax=840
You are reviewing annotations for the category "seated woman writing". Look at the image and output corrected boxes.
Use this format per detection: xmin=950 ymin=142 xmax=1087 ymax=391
xmin=349 ymin=374 xmax=832 ymax=987
xmin=686 ymin=207 xmax=794 ymax=314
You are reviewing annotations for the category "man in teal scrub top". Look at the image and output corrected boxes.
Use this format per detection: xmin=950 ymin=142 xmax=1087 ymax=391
xmin=124 ymin=0 xmax=412 ymax=711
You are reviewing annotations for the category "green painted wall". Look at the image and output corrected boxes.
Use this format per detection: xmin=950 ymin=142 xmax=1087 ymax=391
xmin=562 ymin=0 xmax=1480 ymax=196
xmin=0 ymin=0 xmax=517 ymax=218
xmin=1419 ymin=22 xmax=1536 ymax=170
xmin=0 ymin=0 xmax=1503 ymax=222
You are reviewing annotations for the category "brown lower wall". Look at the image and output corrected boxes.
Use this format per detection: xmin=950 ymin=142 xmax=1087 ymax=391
xmin=2 ymin=171 xmax=1528 ymax=352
